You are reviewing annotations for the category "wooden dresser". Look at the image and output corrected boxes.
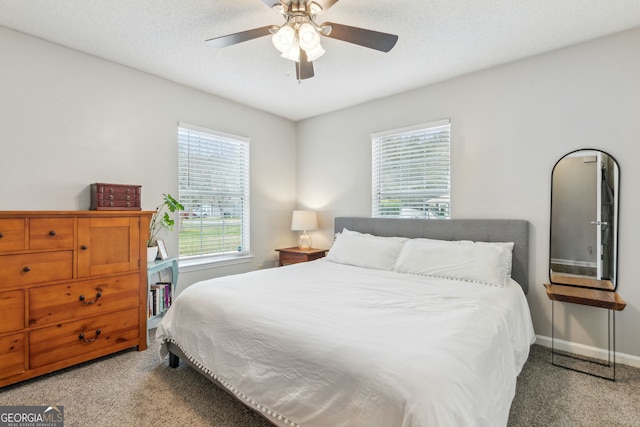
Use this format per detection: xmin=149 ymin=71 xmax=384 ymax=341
xmin=0 ymin=210 xmax=152 ymax=387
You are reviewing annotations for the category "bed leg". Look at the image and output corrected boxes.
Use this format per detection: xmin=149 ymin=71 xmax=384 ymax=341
xmin=169 ymin=352 xmax=180 ymax=368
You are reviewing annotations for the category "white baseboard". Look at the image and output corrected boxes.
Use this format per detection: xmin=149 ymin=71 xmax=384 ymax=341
xmin=535 ymin=334 xmax=640 ymax=369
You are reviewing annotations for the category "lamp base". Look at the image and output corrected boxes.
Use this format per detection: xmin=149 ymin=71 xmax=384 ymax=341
xmin=298 ymin=232 xmax=312 ymax=250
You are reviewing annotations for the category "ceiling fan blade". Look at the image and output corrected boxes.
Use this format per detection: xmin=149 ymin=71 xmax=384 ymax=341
xmin=261 ymin=0 xmax=285 ymax=9
xmin=296 ymin=50 xmax=315 ymax=80
xmin=206 ymin=26 xmax=274 ymax=48
xmin=322 ymin=22 xmax=398 ymax=52
xmin=312 ymin=0 xmax=341 ymax=12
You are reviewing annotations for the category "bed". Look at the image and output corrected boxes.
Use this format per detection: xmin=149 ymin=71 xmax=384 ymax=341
xmin=157 ymin=217 xmax=535 ymax=426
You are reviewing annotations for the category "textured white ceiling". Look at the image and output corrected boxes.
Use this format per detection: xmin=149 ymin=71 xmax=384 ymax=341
xmin=1 ymin=0 xmax=640 ymax=121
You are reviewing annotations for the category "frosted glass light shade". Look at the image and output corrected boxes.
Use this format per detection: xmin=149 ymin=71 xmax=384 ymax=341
xmin=281 ymin=40 xmax=301 ymax=62
xmin=304 ymin=44 xmax=325 ymax=61
xmin=298 ymin=23 xmax=320 ymax=50
xmin=298 ymin=23 xmax=325 ymax=61
xmin=272 ymin=25 xmax=295 ymax=53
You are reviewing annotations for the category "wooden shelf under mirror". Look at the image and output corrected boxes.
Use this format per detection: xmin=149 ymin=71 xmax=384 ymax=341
xmin=544 ymin=284 xmax=626 ymax=311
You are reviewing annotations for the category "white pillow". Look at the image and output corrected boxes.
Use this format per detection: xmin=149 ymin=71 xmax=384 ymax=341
xmin=394 ymin=238 xmax=513 ymax=287
xmin=327 ymin=228 xmax=407 ymax=271
xmin=470 ymin=241 xmax=514 ymax=278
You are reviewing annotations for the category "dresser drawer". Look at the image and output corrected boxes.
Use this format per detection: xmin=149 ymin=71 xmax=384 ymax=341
xmin=29 ymin=307 xmax=139 ymax=369
xmin=0 ymin=251 xmax=73 ymax=290
xmin=0 ymin=219 xmax=26 ymax=252
xmin=92 ymin=184 xmax=141 ymax=196
xmin=0 ymin=332 xmax=26 ymax=379
xmin=93 ymin=193 xmax=141 ymax=203
xmin=29 ymin=218 xmax=74 ymax=250
xmin=29 ymin=273 xmax=139 ymax=326
xmin=92 ymin=198 xmax=141 ymax=209
xmin=0 ymin=290 xmax=25 ymax=333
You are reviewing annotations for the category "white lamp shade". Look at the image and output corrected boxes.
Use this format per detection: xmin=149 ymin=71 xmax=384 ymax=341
xmin=291 ymin=210 xmax=318 ymax=231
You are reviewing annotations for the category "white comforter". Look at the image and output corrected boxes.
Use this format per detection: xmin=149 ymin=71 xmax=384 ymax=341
xmin=157 ymin=259 xmax=535 ymax=427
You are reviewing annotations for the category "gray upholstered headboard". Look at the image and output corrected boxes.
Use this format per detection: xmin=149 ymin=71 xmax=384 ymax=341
xmin=334 ymin=217 xmax=530 ymax=294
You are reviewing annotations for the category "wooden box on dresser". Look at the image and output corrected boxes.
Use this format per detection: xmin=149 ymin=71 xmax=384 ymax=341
xmin=0 ymin=210 xmax=152 ymax=387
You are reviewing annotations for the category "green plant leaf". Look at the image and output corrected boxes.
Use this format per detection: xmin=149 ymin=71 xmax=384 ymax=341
xmin=148 ymin=193 xmax=183 ymax=246
xmin=162 ymin=212 xmax=175 ymax=232
xmin=163 ymin=193 xmax=185 ymax=212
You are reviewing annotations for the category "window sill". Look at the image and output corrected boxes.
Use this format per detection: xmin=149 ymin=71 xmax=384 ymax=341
xmin=178 ymin=254 xmax=254 ymax=273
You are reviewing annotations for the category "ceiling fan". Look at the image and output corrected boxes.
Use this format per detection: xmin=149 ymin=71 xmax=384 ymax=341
xmin=206 ymin=0 xmax=398 ymax=80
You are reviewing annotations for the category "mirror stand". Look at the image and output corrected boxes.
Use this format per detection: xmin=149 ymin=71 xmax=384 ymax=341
xmin=545 ymin=149 xmax=625 ymax=380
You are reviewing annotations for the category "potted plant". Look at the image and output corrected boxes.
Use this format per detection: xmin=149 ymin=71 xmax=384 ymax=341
xmin=148 ymin=193 xmax=184 ymax=261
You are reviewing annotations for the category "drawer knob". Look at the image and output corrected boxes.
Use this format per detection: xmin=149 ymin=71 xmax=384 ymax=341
xmin=79 ymin=292 xmax=102 ymax=305
xmin=79 ymin=329 xmax=101 ymax=343
xmin=49 ymin=230 xmax=56 ymax=236
xmin=81 ymin=245 xmax=88 ymax=250
xmin=0 ymin=232 xmax=3 ymax=238
xmin=23 ymin=266 xmax=31 ymax=272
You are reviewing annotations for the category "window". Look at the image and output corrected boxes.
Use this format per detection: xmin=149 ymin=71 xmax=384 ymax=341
xmin=372 ymin=119 xmax=450 ymax=219
xmin=178 ymin=123 xmax=250 ymax=263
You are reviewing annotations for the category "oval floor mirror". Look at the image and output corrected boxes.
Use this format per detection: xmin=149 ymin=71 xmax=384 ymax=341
xmin=549 ymin=149 xmax=619 ymax=291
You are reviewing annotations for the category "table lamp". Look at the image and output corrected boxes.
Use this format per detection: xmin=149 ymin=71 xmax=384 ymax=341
xmin=291 ymin=210 xmax=317 ymax=250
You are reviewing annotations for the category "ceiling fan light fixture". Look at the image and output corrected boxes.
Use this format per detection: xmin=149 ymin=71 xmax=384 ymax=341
xmin=308 ymin=2 xmax=323 ymax=16
xmin=208 ymin=1 xmax=399 ymax=79
xmin=280 ymin=39 xmax=301 ymax=62
xmin=272 ymin=25 xmax=295 ymax=53
xmin=298 ymin=22 xmax=321 ymax=50
xmin=303 ymin=44 xmax=325 ymax=61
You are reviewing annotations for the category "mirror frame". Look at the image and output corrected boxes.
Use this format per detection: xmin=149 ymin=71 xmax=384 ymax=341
xmin=549 ymin=149 xmax=620 ymax=292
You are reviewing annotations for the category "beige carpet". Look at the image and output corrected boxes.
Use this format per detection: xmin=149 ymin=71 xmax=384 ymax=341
xmin=1 ymin=333 xmax=639 ymax=426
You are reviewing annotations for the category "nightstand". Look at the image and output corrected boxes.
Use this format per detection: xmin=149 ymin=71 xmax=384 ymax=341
xmin=544 ymin=283 xmax=626 ymax=380
xmin=275 ymin=247 xmax=327 ymax=266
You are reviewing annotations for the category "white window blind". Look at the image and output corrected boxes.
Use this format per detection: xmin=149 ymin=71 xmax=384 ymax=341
xmin=178 ymin=123 xmax=250 ymax=260
xmin=372 ymin=120 xmax=451 ymax=219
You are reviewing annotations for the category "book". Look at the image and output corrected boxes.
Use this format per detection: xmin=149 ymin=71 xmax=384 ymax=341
xmin=149 ymin=282 xmax=172 ymax=319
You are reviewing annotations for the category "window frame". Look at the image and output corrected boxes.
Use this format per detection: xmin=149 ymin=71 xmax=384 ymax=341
xmin=177 ymin=122 xmax=252 ymax=270
xmin=371 ymin=119 xmax=451 ymax=219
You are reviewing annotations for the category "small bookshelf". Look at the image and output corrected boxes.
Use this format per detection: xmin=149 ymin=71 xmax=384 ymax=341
xmin=147 ymin=258 xmax=179 ymax=339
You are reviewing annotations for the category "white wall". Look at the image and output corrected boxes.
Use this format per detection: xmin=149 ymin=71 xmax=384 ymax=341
xmin=3 ymin=23 xmax=639 ymax=360
xmin=0 ymin=26 xmax=297 ymax=290
xmin=296 ymin=27 xmax=640 ymax=359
